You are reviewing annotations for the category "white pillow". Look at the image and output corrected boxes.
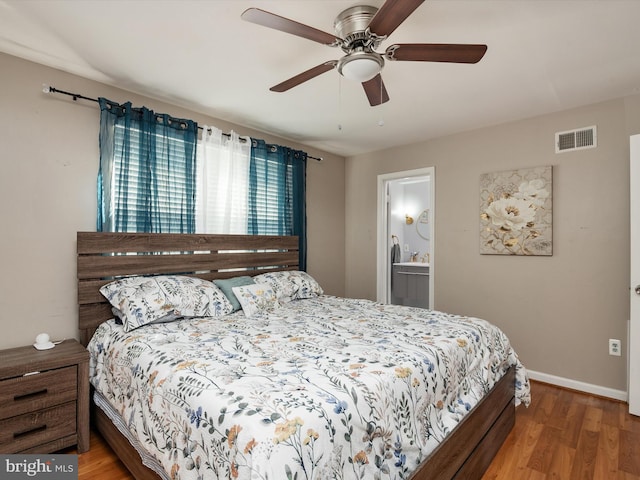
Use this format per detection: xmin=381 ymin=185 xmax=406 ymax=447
xmin=253 ymin=270 xmax=323 ymax=303
xmin=100 ymin=275 xmax=233 ymax=331
xmin=232 ymin=283 xmax=280 ymax=317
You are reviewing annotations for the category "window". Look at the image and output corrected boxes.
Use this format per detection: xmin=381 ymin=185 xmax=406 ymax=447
xmin=97 ymin=98 xmax=197 ymax=233
xmin=249 ymin=139 xmax=307 ymax=269
xmin=97 ymin=99 xmax=307 ymax=268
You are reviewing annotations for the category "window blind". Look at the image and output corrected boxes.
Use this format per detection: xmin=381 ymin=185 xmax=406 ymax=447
xmin=97 ymin=98 xmax=197 ymax=233
xmin=111 ymin=125 xmax=194 ymax=232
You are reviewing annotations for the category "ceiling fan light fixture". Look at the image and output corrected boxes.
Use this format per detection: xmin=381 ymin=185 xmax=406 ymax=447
xmin=337 ymin=51 xmax=384 ymax=83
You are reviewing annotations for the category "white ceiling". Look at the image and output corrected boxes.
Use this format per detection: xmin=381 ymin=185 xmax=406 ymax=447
xmin=2 ymin=0 xmax=640 ymax=157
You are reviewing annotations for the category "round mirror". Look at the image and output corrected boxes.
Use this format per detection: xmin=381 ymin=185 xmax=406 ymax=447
xmin=416 ymin=209 xmax=429 ymax=240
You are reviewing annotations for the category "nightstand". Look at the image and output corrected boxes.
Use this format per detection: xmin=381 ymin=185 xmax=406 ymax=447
xmin=0 ymin=339 xmax=89 ymax=453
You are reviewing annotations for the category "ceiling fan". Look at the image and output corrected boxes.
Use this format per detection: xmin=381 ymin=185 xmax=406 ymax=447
xmin=241 ymin=0 xmax=487 ymax=106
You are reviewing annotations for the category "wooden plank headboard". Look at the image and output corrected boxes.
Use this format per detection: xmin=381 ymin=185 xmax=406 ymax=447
xmin=77 ymin=232 xmax=299 ymax=346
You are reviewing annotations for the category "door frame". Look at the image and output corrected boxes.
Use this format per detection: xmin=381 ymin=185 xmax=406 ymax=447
xmin=376 ymin=167 xmax=435 ymax=305
xmin=630 ymin=134 xmax=640 ymax=416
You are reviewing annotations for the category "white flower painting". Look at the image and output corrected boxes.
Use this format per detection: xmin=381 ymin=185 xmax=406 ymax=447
xmin=480 ymin=166 xmax=552 ymax=255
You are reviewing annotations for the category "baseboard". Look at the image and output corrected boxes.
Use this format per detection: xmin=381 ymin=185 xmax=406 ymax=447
xmin=527 ymin=369 xmax=628 ymax=402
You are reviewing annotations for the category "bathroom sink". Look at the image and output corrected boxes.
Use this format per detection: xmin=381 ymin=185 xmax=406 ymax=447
xmin=393 ymin=262 xmax=429 ymax=267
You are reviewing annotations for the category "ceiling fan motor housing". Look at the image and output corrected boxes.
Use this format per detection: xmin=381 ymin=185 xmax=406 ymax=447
xmin=334 ymin=5 xmax=383 ymax=52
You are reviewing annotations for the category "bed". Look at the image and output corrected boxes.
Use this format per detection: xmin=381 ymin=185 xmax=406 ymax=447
xmin=77 ymin=232 xmax=529 ymax=480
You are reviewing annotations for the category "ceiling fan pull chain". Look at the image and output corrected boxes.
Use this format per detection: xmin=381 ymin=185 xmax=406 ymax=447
xmin=337 ymin=74 xmax=343 ymax=132
xmin=378 ymin=80 xmax=385 ymax=127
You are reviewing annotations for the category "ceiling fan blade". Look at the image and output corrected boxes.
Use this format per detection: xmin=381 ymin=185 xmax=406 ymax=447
xmin=386 ymin=43 xmax=488 ymax=63
xmin=270 ymin=61 xmax=337 ymax=92
xmin=241 ymin=8 xmax=341 ymax=46
xmin=367 ymin=0 xmax=425 ymax=37
xmin=362 ymin=74 xmax=390 ymax=106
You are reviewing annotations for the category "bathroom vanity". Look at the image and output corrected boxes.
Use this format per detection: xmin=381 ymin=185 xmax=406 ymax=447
xmin=391 ymin=262 xmax=429 ymax=308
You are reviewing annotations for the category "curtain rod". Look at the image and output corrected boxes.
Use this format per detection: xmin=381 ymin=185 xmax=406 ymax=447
xmin=43 ymin=84 xmax=323 ymax=162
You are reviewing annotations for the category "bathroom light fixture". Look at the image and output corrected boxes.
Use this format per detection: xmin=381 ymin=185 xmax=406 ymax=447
xmin=405 ymin=214 xmax=414 ymax=225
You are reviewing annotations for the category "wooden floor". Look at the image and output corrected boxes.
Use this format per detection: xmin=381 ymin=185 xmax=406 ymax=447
xmin=67 ymin=381 xmax=640 ymax=480
xmin=483 ymin=381 xmax=640 ymax=480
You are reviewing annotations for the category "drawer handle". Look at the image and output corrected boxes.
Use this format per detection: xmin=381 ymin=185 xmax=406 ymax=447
xmin=14 ymin=389 xmax=48 ymax=401
xmin=13 ymin=425 xmax=47 ymax=439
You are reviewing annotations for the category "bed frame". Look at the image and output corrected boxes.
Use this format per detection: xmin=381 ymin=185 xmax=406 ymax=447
xmin=77 ymin=231 xmax=515 ymax=480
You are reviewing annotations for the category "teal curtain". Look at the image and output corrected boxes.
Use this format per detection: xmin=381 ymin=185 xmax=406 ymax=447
xmin=97 ymin=98 xmax=198 ymax=233
xmin=249 ymin=139 xmax=307 ymax=270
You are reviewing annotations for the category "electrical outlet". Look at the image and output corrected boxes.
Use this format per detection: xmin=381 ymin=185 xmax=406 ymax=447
xmin=609 ymin=339 xmax=621 ymax=356
xmin=404 ymin=244 xmax=409 ymax=252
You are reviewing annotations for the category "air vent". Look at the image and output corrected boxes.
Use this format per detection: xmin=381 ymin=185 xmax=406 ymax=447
xmin=555 ymin=126 xmax=597 ymax=153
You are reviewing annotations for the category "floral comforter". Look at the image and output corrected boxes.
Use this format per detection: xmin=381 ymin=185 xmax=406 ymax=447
xmin=88 ymin=295 xmax=530 ymax=480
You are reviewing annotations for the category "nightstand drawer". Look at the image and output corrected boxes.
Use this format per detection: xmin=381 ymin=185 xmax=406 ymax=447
xmin=0 ymin=401 xmax=76 ymax=453
xmin=0 ymin=366 xmax=77 ymax=420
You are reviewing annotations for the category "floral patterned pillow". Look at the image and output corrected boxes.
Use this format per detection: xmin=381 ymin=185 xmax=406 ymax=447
xmin=100 ymin=275 xmax=233 ymax=332
xmin=253 ymin=270 xmax=323 ymax=303
xmin=232 ymin=283 xmax=280 ymax=317
xmin=253 ymin=271 xmax=298 ymax=303
xmin=213 ymin=276 xmax=255 ymax=312
xmin=291 ymin=271 xmax=324 ymax=299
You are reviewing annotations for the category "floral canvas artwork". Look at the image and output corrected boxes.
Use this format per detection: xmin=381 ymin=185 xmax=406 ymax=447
xmin=480 ymin=166 xmax=552 ymax=255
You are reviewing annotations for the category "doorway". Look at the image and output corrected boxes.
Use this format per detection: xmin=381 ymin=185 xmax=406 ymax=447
xmin=376 ymin=167 xmax=435 ymax=306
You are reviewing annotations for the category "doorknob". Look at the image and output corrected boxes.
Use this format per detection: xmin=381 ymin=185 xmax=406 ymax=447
xmin=635 ymin=285 xmax=640 ymax=295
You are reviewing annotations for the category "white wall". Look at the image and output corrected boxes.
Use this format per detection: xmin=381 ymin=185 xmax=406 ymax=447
xmin=388 ymin=179 xmax=430 ymax=263
xmin=402 ymin=180 xmax=430 ymax=261
xmin=345 ymin=95 xmax=640 ymax=394
xmin=4 ymin=49 xmax=639 ymax=398
xmin=0 ymin=52 xmax=346 ymax=349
